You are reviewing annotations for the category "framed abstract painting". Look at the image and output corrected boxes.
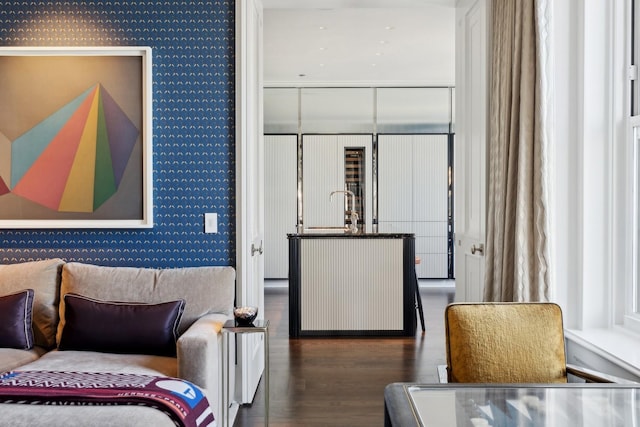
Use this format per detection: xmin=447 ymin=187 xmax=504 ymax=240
xmin=0 ymin=47 xmax=153 ymax=228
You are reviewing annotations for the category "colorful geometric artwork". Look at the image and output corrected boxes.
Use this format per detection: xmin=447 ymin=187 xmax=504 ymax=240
xmin=0 ymin=130 xmax=10 ymax=196
xmin=10 ymin=83 xmax=139 ymax=213
xmin=0 ymin=177 xmax=8 ymax=196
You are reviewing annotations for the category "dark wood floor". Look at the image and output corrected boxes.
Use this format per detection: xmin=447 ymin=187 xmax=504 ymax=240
xmin=233 ymin=285 xmax=455 ymax=427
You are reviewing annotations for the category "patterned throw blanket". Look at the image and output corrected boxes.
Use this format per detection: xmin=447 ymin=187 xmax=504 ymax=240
xmin=0 ymin=370 xmax=215 ymax=427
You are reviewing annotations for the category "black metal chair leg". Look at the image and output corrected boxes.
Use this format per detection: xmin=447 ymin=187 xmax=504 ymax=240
xmin=414 ymin=269 xmax=425 ymax=332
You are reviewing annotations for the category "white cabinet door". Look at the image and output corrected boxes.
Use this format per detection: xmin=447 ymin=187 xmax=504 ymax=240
xmin=413 ymin=135 xmax=449 ymax=278
xmin=265 ymin=135 xmax=297 ymax=278
xmin=414 ymin=221 xmax=449 ymax=278
xmin=379 ymin=134 xmax=449 ymax=278
xmin=378 ymin=135 xmax=413 ymax=222
xmin=302 ymin=135 xmax=341 ymax=227
xmin=378 ymin=221 xmax=413 ymax=234
xmin=413 ymin=135 xmax=448 ymax=222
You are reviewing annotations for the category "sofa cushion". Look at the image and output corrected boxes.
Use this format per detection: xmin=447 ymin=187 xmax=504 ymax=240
xmin=18 ymin=349 xmax=178 ymax=378
xmin=58 ymin=294 xmax=185 ymax=356
xmin=57 ymin=263 xmax=235 ymax=346
xmin=0 ymin=259 xmax=64 ymax=349
xmin=0 ymin=404 xmax=177 ymax=427
xmin=0 ymin=289 xmax=35 ymax=349
xmin=0 ymin=347 xmax=46 ymax=373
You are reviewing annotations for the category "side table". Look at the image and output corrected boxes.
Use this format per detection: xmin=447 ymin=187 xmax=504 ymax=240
xmin=221 ymin=319 xmax=269 ymax=427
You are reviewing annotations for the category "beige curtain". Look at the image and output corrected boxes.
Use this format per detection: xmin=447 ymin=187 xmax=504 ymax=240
xmin=484 ymin=0 xmax=551 ymax=302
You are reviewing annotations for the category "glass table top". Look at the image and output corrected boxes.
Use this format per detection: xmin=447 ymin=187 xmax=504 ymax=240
xmin=406 ymin=384 xmax=640 ymax=426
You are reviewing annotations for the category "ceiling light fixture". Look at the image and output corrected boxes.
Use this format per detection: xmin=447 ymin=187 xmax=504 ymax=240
xmin=319 ymin=26 xmax=326 ymax=30
xmin=385 ymin=26 xmax=395 ymax=30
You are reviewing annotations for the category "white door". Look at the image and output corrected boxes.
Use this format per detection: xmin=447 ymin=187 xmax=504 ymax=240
xmin=236 ymin=0 xmax=265 ymax=404
xmin=454 ymin=0 xmax=489 ymax=302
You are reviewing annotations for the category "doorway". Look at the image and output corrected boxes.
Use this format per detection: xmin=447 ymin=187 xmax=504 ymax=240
xmin=262 ymin=3 xmax=457 ymax=282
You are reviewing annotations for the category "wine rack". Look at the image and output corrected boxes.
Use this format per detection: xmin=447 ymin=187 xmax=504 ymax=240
xmin=344 ymin=147 xmax=365 ymax=226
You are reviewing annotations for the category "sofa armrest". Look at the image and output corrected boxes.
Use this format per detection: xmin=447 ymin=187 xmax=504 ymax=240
xmin=176 ymin=313 xmax=229 ymax=415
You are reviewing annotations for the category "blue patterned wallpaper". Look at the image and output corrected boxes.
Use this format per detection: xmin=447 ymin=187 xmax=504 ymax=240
xmin=0 ymin=1 xmax=236 ymax=267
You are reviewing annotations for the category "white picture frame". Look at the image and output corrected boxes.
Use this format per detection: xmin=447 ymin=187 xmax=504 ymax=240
xmin=0 ymin=46 xmax=153 ymax=228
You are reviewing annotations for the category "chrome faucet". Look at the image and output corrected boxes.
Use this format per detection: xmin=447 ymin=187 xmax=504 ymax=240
xmin=330 ymin=190 xmax=358 ymax=233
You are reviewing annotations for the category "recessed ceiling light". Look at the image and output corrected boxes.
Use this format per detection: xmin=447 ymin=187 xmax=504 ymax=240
xmin=371 ymin=63 xmax=377 ymax=67
xmin=319 ymin=63 xmax=325 ymax=67
xmin=319 ymin=26 xmax=327 ymax=30
xmin=375 ymin=52 xmax=383 ymax=56
xmin=379 ymin=40 xmax=387 ymax=44
xmin=319 ymin=47 xmax=326 ymax=51
xmin=385 ymin=26 xmax=395 ymax=30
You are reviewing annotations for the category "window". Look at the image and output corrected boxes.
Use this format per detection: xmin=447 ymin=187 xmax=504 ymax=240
xmin=626 ymin=0 xmax=640 ymax=332
xmin=628 ymin=121 xmax=640 ymax=332
xmin=633 ymin=0 xmax=640 ymax=116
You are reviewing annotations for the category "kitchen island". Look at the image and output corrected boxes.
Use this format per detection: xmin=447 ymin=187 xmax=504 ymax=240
xmin=288 ymin=231 xmax=417 ymax=337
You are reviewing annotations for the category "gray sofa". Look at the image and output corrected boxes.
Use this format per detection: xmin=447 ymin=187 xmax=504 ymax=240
xmin=0 ymin=258 xmax=235 ymax=426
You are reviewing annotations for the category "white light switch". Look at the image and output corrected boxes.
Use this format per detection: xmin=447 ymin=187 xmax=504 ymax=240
xmin=204 ymin=213 xmax=218 ymax=234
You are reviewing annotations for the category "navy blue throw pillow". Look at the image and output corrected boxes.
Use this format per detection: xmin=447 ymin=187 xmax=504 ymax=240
xmin=59 ymin=293 xmax=185 ymax=357
xmin=0 ymin=289 xmax=35 ymax=350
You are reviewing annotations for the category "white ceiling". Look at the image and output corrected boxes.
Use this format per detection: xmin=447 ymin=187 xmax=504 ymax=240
xmin=263 ymin=0 xmax=456 ymax=86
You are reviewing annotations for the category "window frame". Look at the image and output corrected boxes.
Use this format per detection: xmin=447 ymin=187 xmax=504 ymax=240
xmin=624 ymin=0 xmax=640 ymax=333
xmin=627 ymin=121 xmax=640 ymax=332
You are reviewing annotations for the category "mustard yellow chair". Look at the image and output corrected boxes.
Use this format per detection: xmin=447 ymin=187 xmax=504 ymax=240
xmin=444 ymin=302 xmax=630 ymax=383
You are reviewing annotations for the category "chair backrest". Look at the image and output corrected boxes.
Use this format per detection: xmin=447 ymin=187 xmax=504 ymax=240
xmin=445 ymin=302 xmax=568 ymax=383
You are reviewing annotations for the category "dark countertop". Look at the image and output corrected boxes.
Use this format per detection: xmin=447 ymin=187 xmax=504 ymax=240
xmin=288 ymin=231 xmax=414 ymax=239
